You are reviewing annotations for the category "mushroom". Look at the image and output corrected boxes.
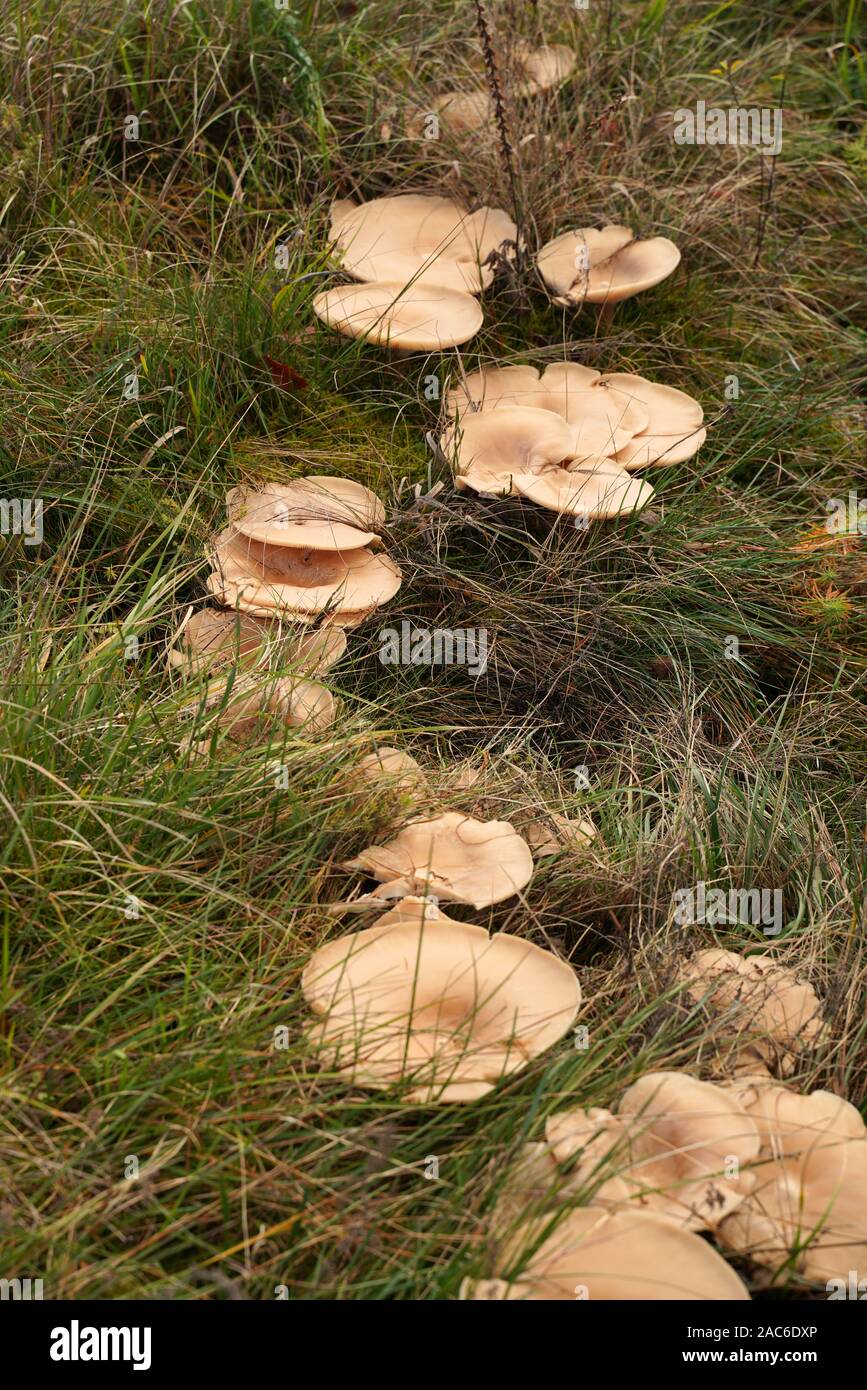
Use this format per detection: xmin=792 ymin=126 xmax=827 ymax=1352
xmin=195 ymin=672 xmax=336 ymax=739
xmin=491 ymin=1207 xmax=750 ymax=1299
xmin=329 ymin=194 xmax=517 ymax=294
xmin=226 ymin=477 xmax=385 ymax=552
xmin=353 ymin=747 xmax=428 ymax=796
xmin=538 ymin=225 xmax=681 ymax=306
xmin=717 ymin=1081 xmax=867 ymax=1285
xmin=302 ymin=896 xmax=581 ymax=1102
xmin=342 ymin=810 xmax=533 ymax=908
xmin=511 ymin=457 xmax=654 ymax=519
xmin=514 ymin=43 xmax=577 ymax=96
xmin=313 ymin=281 xmax=483 ymax=351
xmin=168 ymin=608 xmax=347 ymax=676
xmin=447 ymin=363 xmax=705 ymax=472
xmin=679 ymin=949 xmax=825 ymax=1075
xmin=207 ymin=527 xmax=402 ymax=618
xmin=545 ymin=1071 xmax=760 ymax=1232
xmin=409 ymin=90 xmax=494 ymax=137
xmin=524 ymin=811 xmax=596 ymax=856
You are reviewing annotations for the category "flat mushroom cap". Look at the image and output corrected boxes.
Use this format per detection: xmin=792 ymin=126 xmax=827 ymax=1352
xmin=680 ymin=948 xmax=825 ymax=1073
xmin=524 ymin=811 xmax=596 ymax=856
xmin=446 ymin=362 xmax=602 ymax=418
xmin=545 ymin=1072 xmax=759 ymax=1231
xmin=226 ymin=478 xmax=384 ymax=551
xmin=209 ymin=528 xmax=402 ymax=615
xmin=354 ymin=747 xmax=428 ymax=795
xmin=420 ymin=90 xmax=494 ymax=136
xmin=169 ymin=608 xmax=347 ymax=676
xmin=313 ymin=281 xmax=483 ymax=351
xmin=507 ymin=1207 xmax=750 ymax=1299
xmin=329 ymin=193 xmax=517 ymax=294
xmin=515 ymin=43 xmax=577 ymax=95
xmin=538 ymin=227 xmax=681 ymax=305
xmin=614 ymin=426 xmax=707 ymax=471
xmin=201 ymin=673 xmax=335 ymax=738
xmin=717 ymin=1083 xmax=867 ymax=1283
xmin=512 ymin=457 xmax=655 ymax=519
xmin=599 ymin=372 xmax=705 ymax=470
xmin=444 ymin=406 xmax=578 ymax=495
xmin=342 ymin=810 xmax=534 ymax=908
xmin=302 ymin=896 xmax=581 ymax=1102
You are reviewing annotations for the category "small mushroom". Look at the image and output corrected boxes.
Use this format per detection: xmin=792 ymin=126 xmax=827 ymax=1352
xmin=302 ymin=896 xmax=581 ymax=1102
xmin=208 ymin=527 xmax=402 ymax=618
xmin=409 ymin=90 xmax=494 ymax=137
xmin=329 ymin=194 xmax=517 ymax=294
xmin=353 ymin=747 xmax=428 ymax=796
xmin=546 ymin=1071 xmax=760 ymax=1232
xmin=679 ymin=949 xmax=825 ymax=1075
xmin=514 ymin=43 xmax=577 ymax=96
xmin=342 ymin=810 xmax=533 ymax=908
xmin=538 ymin=225 xmax=681 ymax=306
xmin=313 ymin=281 xmax=483 ymax=351
xmin=196 ymin=672 xmax=335 ymax=739
xmin=717 ymin=1082 xmax=867 ymax=1285
xmin=492 ymin=1207 xmax=750 ymax=1299
xmin=524 ymin=811 xmax=596 ymax=856
xmin=226 ymin=477 xmax=384 ymax=552
xmin=168 ymin=608 xmax=346 ymax=677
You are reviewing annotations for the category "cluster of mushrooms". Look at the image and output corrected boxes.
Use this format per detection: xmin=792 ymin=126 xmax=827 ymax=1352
xmin=168 ymin=475 xmax=401 ymax=741
xmin=161 ymin=33 xmax=865 ymax=1304
xmin=407 ymin=42 xmax=578 ymax=139
xmin=463 ymin=949 xmax=867 ymax=1300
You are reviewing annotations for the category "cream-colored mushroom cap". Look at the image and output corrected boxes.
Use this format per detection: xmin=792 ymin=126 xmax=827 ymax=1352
xmin=447 ymin=361 xmax=602 ymax=418
xmin=226 ymin=478 xmax=384 ymax=551
xmin=313 ymin=281 xmax=483 ymax=351
xmin=546 ymin=1072 xmax=759 ymax=1231
xmin=512 ymin=458 xmax=654 ymax=519
xmin=445 ymin=406 xmax=578 ymax=495
xmin=524 ymin=811 xmax=596 ymax=856
xmin=169 ymin=608 xmax=347 ymax=677
xmin=329 ymin=194 xmax=517 ymax=294
xmin=538 ymin=226 xmax=681 ymax=305
xmin=302 ymin=896 xmax=581 ymax=1102
xmin=515 ymin=43 xmax=577 ymax=95
xmin=680 ymin=949 xmax=824 ymax=1073
xmin=209 ymin=528 xmax=402 ymax=615
xmin=343 ymin=810 xmax=534 ymax=908
xmin=210 ymin=583 xmax=375 ymax=629
xmin=199 ymin=673 xmax=335 ymax=738
xmin=503 ymin=1207 xmax=750 ymax=1299
xmin=601 ymin=373 xmax=706 ymax=469
xmin=413 ymin=90 xmax=494 ymax=137
xmin=354 ymin=747 xmax=428 ymax=795
xmin=718 ymin=1083 xmax=867 ymax=1284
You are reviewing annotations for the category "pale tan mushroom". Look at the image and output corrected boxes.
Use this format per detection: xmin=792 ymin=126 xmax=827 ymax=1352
xmin=329 ymin=194 xmax=517 ymax=294
xmin=226 ymin=477 xmax=384 ymax=552
xmin=168 ymin=608 xmax=346 ymax=677
xmin=313 ymin=281 xmax=483 ymax=351
xmin=514 ymin=43 xmax=577 ymax=96
xmin=448 ymin=363 xmax=705 ymax=471
xmin=511 ymin=457 xmax=654 ymax=519
xmin=546 ymin=1072 xmax=760 ymax=1232
xmin=354 ymin=747 xmax=428 ymax=796
xmin=197 ymin=672 xmax=335 ymax=739
xmin=538 ymin=226 xmax=681 ymax=305
xmin=494 ymin=1207 xmax=750 ymax=1298
xmin=717 ymin=1082 xmax=867 ymax=1285
xmin=679 ymin=949 xmax=825 ymax=1075
xmin=208 ymin=527 xmax=402 ymax=617
xmin=342 ymin=810 xmax=533 ymax=909
xmin=212 ymin=583 xmax=376 ymax=629
xmin=524 ymin=811 xmax=596 ymax=856
xmin=302 ymin=896 xmax=581 ymax=1102
xmin=409 ymin=90 xmax=494 ymax=138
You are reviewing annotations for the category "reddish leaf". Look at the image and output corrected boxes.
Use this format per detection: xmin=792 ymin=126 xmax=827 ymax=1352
xmin=263 ymin=354 xmax=309 ymax=391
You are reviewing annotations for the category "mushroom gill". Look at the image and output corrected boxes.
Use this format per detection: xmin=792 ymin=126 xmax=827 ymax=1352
xmin=302 ymin=896 xmax=581 ymax=1102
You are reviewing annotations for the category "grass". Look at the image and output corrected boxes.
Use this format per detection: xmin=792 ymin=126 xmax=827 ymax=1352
xmin=0 ymin=0 xmax=865 ymax=1299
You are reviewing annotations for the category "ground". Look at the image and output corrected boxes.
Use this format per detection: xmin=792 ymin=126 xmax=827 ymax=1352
xmin=0 ymin=0 xmax=865 ymax=1299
